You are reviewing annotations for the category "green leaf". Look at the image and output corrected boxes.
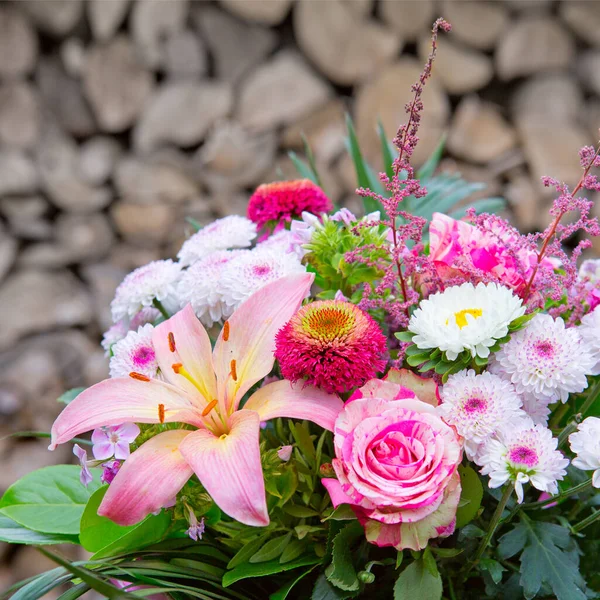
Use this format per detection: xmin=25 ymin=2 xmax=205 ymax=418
xmin=289 ymin=421 xmax=316 ymax=467
xmin=377 ymin=119 xmax=395 ymax=181
xmin=288 ymin=151 xmax=319 ymax=185
xmin=185 ymin=217 xmax=204 ymax=232
xmin=223 ymin=553 xmax=321 ymax=587
xmin=280 ymin=538 xmax=308 ymax=564
xmin=480 ymin=558 xmax=506 ymax=585
xmin=227 ymin=533 xmax=272 ymax=569
xmin=393 ymin=558 xmax=442 ymax=600
xmin=0 ymin=465 xmax=102 ymax=535
xmin=80 ymin=487 xmax=171 ymax=558
xmin=301 ymin=133 xmax=323 ymax=188
xmin=322 ymin=504 xmax=357 ymax=522
xmin=250 ymin=533 xmax=292 ymax=563
xmin=431 ymin=547 xmax=463 ymax=558
xmin=57 ymin=387 xmax=85 ymax=405
xmin=455 ymin=465 xmax=484 ymax=529
xmin=417 ymin=134 xmax=446 ymax=181
xmin=10 ymin=567 xmax=71 ymax=600
xmin=283 ymin=505 xmax=319 ymax=518
xmin=270 ymin=565 xmax=319 ymax=600
xmin=422 ymin=548 xmax=438 ymax=578
xmin=38 ymin=547 xmax=137 ymax=599
xmin=394 ymin=331 xmax=415 ymax=343
xmin=325 ymin=521 xmax=363 ymax=591
xmin=312 ymin=574 xmax=357 ymax=600
xmin=449 ymin=197 xmax=506 ymax=220
xmin=499 ymin=519 xmax=587 ymax=600
xmin=0 ymin=515 xmax=79 ymax=545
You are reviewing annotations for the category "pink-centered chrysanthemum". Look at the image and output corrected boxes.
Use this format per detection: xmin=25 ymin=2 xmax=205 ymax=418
xmin=275 ymin=300 xmax=387 ymax=394
xmin=247 ymin=179 xmax=332 ymax=230
xmin=109 ymin=324 xmax=159 ymax=380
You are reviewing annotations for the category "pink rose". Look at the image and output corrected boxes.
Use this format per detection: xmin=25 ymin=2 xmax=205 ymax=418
xmin=323 ymin=378 xmax=462 ymax=551
xmin=429 ymin=213 xmax=547 ymax=294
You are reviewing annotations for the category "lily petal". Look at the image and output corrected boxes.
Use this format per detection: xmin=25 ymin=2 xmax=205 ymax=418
xmin=213 ymin=273 xmax=314 ymax=413
xmin=179 ymin=410 xmax=268 ymax=527
xmin=99 ymin=430 xmax=193 ymax=526
xmin=50 ymin=378 xmax=202 ymax=449
xmin=153 ymin=304 xmax=217 ymax=406
xmin=245 ymin=380 xmax=344 ymax=431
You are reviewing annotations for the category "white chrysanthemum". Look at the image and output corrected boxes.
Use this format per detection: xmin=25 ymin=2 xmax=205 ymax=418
xmin=178 ymin=216 xmax=257 ymax=266
xmin=111 ymin=260 xmax=182 ymax=322
xmin=101 ymin=308 xmax=160 ymax=356
xmin=177 ymin=250 xmax=245 ymax=327
xmin=490 ymin=313 xmax=595 ymax=403
xmin=478 ymin=421 xmax=569 ymax=503
xmin=520 ymin=393 xmax=552 ymax=426
xmin=439 ymin=369 xmax=526 ymax=461
xmin=220 ymin=247 xmax=306 ymax=311
xmin=569 ymin=417 xmax=600 ymax=487
xmin=109 ymin=324 xmax=159 ymax=379
xmin=257 ymin=229 xmax=306 ymax=258
xmin=579 ymin=307 xmax=600 ymax=376
xmin=408 ymin=282 xmax=525 ymax=360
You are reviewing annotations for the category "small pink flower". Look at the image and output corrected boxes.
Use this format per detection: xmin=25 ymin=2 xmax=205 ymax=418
xmin=101 ymin=460 xmax=121 ymax=485
xmin=323 ymin=379 xmax=463 ymax=551
xmin=277 ymin=445 xmax=293 ymax=462
xmin=92 ymin=423 xmax=140 ymax=461
xmin=73 ymin=444 xmax=93 ymax=487
xmin=247 ymin=179 xmax=332 ymax=231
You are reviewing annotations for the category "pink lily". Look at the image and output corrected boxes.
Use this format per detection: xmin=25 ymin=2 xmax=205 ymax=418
xmin=50 ymin=273 xmax=343 ymax=527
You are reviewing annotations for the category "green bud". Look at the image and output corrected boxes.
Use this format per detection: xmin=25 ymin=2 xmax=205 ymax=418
xmin=358 ymin=571 xmax=375 ymax=584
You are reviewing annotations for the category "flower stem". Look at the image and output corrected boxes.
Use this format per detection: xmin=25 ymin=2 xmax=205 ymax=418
xmin=464 ymin=485 xmax=513 ymax=577
xmin=549 ymin=402 xmax=569 ymax=429
xmin=519 ymin=479 xmax=593 ymax=511
xmin=152 ymin=298 xmax=170 ymax=320
xmin=557 ymin=420 xmax=580 ymax=448
xmin=579 ymin=378 xmax=600 ymax=418
xmin=573 ymin=508 xmax=600 ymax=533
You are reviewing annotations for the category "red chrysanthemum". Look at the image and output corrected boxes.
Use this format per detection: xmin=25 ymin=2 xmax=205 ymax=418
xmin=275 ymin=300 xmax=388 ymax=394
xmin=247 ymin=179 xmax=332 ymax=230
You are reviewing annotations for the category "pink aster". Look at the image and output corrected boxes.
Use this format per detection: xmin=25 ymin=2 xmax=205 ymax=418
xmin=275 ymin=300 xmax=387 ymax=394
xmin=247 ymin=179 xmax=332 ymax=232
xmin=92 ymin=423 xmax=140 ymax=460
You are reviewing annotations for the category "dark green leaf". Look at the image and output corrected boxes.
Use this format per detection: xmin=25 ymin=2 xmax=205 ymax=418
xmin=80 ymin=487 xmax=171 ymax=558
xmin=480 ymin=558 xmax=506 ymax=585
xmin=393 ymin=558 xmax=442 ymax=600
xmin=10 ymin=567 xmax=71 ymax=600
xmin=283 ymin=505 xmax=319 ymax=518
xmin=431 ymin=547 xmax=463 ymax=558
xmin=322 ymin=504 xmax=357 ymax=522
xmin=0 ymin=515 xmax=79 ymax=545
xmin=312 ymin=574 xmax=358 ymax=600
xmin=422 ymin=548 xmax=438 ymax=578
xmin=0 ymin=465 xmax=102 ymax=535
xmin=56 ymin=583 xmax=91 ymax=600
xmin=325 ymin=521 xmax=363 ymax=591
xmin=455 ymin=465 xmax=484 ymax=529
xmin=223 ymin=553 xmax=321 ymax=587
xmin=227 ymin=533 xmax=272 ymax=569
xmin=250 ymin=533 xmax=292 ymax=563
xmin=280 ymin=539 xmax=308 ymax=564
xmin=271 ymin=565 xmax=319 ymax=600
xmin=57 ymin=388 xmax=85 ymax=405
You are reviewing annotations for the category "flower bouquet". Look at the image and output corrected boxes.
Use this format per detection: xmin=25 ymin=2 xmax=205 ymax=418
xmin=5 ymin=19 xmax=600 ymax=600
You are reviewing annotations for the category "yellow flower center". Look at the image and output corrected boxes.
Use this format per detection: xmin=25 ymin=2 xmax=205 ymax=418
xmin=448 ymin=308 xmax=483 ymax=329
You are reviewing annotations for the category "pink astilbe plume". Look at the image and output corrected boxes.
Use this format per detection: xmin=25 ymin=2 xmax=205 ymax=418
xmin=348 ymin=19 xmax=451 ymax=333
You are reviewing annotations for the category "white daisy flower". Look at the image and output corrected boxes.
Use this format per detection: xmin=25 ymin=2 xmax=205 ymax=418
xmin=520 ymin=393 xmax=552 ymax=426
xmin=109 ymin=324 xmax=159 ymax=379
xmin=478 ymin=421 xmax=569 ymax=503
xmin=220 ymin=247 xmax=306 ymax=312
xmin=569 ymin=417 xmax=600 ymax=488
xmin=490 ymin=313 xmax=595 ymax=404
xmin=579 ymin=307 xmax=600 ymax=376
xmin=177 ymin=250 xmax=246 ymax=327
xmin=101 ymin=308 xmax=160 ymax=356
xmin=408 ymin=282 xmax=525 ymax=361
xmin=439 ymin=369 xmax=526 ymax=461
xmin=178 ymin=216 xmax=257 ymax=266
xmin=111 ymin=260 xmax=182 ymax=322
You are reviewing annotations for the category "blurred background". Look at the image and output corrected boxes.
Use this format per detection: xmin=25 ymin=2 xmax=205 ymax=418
xmin=1 ymin=0 xmax=600 ymax=592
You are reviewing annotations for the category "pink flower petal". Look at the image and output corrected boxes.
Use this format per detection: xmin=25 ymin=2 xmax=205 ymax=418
xmin=153 ymin=304 xmax=217 ymax=406
xmin=114 ymin=422 xmax=141 ymax=443
xmin=98 ymin=430 xmax=193 ymax=526
xmin=92 ymin=441 xmax=114 ymax=461
xmin=179 ymin=410 xmax=269 ymax=527
xmin=212 ymin=273 xmax=314 ymax=414
xmin=113 ymin=440 xmax=131 ymax=460
xmin=244 ymin=380 xmax=343 ymax=431
xmin=50 ymin=378 xmax=203 ymax=450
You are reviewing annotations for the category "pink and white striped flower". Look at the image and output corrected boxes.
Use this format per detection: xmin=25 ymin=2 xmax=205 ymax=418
xmin=49 ymin=274 xmax=343 ymax=527
xmin=323 ymin=379 xmax=462 ymax=551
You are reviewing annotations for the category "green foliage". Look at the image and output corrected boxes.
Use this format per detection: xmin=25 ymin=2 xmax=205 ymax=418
xmin=0 ymin=465 xmax=102 ymax=535
xmin=56 ymin=387 xmax=85 ymax=405
xmin=497 ymin=518 xmax=587 ymax=600
xmin=80 ymin=487 xmax=171 ymax=558
xmin=393 ymin=555 xmax=442 ymax=600
xmin=223 ymin=554 xmax=322 ymax=587
xmin=0 ymin=515 xmax=79 ymax=545
xmin=324 ymin=521 xmax=364 ymax=592
xmin=303 ymin=214 xmax=389 ymax=295
xmin=455 ymin=465 xmax=484 ymax=529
